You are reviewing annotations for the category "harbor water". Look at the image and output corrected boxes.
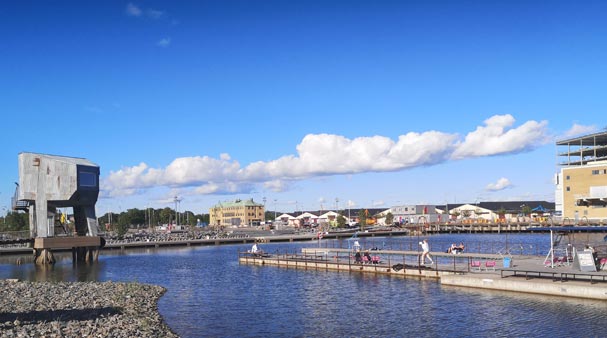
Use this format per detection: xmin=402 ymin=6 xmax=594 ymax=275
xmin=1 ymin=233 xmax=606 ymax=337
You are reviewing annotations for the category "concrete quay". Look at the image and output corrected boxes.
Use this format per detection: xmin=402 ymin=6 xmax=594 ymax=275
xmin=0 ymin=229 xmax=407 ymax=255
xmin=239 ymin=248 xmax=607 ymax=300
xmin=442 ymin=254 xmax=607 ymax=300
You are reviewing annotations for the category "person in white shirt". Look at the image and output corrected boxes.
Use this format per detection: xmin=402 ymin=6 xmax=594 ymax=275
xmin=251 ymin=243 xmax=259 ymax=254
xmin=419 ymin=239 xmax=433 ymax=264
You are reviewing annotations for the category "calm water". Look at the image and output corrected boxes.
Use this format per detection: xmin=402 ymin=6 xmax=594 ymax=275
xmin=1 ymin=234 xmax=606 ymax=338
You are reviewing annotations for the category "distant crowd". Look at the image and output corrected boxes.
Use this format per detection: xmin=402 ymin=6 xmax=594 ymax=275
xmin=104 ymin=229 xmax=250 ymax=245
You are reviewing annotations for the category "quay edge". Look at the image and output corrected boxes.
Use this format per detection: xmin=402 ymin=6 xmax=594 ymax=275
xmin=239 ymin=251 xmax=607 ymax=301
xmin=441 ymin=274 xmax=607 ymax=300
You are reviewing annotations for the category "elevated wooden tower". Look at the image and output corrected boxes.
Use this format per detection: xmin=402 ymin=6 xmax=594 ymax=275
xmin=13 ymin=152 xmax=102 ymax=264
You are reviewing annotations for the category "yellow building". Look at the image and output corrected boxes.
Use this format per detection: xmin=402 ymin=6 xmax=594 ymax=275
xmin=209 ymin=199 xmax=265 ymax=227
xmin=556 ymin=131 xmax=607 ymax=222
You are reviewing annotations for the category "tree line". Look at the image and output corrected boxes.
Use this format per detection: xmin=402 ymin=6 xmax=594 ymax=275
xmin=0 ymin=207 xmax=213 ymax=234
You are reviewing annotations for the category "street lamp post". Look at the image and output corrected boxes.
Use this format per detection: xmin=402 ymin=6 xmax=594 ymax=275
xmin=174 ymin=197 xmax=178 ymax=225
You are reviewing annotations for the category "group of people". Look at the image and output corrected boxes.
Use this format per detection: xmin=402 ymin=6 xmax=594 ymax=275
xmin=354 ymin=250 xmax=373 ymax=264
xmin=447 ymin=242 xmax=466 ymax=254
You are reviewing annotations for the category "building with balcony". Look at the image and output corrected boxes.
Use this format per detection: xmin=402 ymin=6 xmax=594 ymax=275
xmin=555 ymin=130 xmax=607 ymax=222
xmin=209 ymin=199 xmax=265 ymax=227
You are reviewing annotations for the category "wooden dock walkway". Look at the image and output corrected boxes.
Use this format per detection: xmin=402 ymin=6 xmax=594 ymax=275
xmin=239 ymin=247 xmax=607 ymax=300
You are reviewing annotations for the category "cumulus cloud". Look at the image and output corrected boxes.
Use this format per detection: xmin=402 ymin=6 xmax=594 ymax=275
xmin=157 ymin=37 xmax=171 ymax=47
xmin=126 ymin=3 xmax=165 ymax=19
xmin=125 ymin=3 xmax=142 ymax=17
xmin=263 ymin=180 xmax=290 ymax=192
xmin=486 ymin=178 xmax=513 ymax=191
xmin=102 ymin=114 xmax=549 ymax=197
xmin=451 ymin=114 xmax=549 ymax=159
xmin=562 ymin=123 xmax=598 ymax=138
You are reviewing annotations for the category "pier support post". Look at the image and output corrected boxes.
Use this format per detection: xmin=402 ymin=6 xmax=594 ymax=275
xmin=34 ymin=248 xmax=55 ymax=265
xmin=34 ymin=236 xmax=102 ymax=265
xmin=73 ymin=247 xmax=100 ymax=263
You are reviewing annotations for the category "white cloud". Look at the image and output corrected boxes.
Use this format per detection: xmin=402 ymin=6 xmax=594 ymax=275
xmin=486 ymin=178 xmax=513 ymax=191
xmin=194 ymin=182 xmax=250 ymax=195
xmin=101 ymin=114 xmax=549 ymax=198
xmin=562 ymin=123 xmax=598 ymax=138
xmin=147 ymin=9 xmax=164 ymax=19
xmin=157 ymin=37 xmax=171 ymax=47
xmin=126 ymin=3 xmax=165 ymax=19
xmin=451 ymin=114 xmax=549 ymax=159
xmin=262 ymin=180 xmax=289 ymax=192
xmin=125 ymin=3 xmax=142 ymax=17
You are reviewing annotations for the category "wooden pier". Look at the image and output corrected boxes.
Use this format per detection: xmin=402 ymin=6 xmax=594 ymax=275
xmin=239 ymin=247 xmax=607 ymax=300
xmin=239 ymin=248 xmax=509 ymax=279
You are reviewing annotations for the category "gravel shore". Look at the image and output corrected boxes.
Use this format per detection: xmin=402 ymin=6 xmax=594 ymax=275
xmin=0 ymin=279 xmax=178 ymax=338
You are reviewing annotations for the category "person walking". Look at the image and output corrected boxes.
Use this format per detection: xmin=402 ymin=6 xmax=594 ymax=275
xmin=419 ymin=239 xmax=434 ymax=265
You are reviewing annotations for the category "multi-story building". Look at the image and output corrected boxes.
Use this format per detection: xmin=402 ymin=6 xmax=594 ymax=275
xmin=391 ymin=205 xmax=443 ymax=224
xmin=209 ymin=199 xmax=265 ymax=227
xmin=555 ymin=131 xmax=607 ymax=222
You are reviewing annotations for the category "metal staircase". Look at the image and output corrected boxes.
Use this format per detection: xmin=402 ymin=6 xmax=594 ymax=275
xmin=11 ymin=183 xmax=30 ymax=211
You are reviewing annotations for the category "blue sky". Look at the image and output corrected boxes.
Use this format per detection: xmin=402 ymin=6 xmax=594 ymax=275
xmin=1 ymin=1 xmax=604 ymax=215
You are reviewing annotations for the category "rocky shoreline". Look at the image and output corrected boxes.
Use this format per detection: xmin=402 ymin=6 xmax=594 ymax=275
xmin=0 ymin=279 xmax=178 ymax=337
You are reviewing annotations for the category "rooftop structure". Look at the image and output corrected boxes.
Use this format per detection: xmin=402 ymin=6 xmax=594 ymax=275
xmin=555 ymin=130 xmax=607 ymax=221
xmin=557 ymin=130 xmax=607 ymax=166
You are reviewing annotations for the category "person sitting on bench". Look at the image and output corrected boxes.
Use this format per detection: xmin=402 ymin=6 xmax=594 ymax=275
xmin=447 ymin=243 xmax=457 ymax=254
xmin=355 ymin=251 xmax=362 ymax=264
xmin=364 ymin=251 xmax=372 ymax=264
xmin=453 ymin=243 xmax=465 ymax=254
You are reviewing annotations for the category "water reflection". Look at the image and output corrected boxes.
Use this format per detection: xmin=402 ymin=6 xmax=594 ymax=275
xmin=0 ymin=234 xmax=605 ymax=337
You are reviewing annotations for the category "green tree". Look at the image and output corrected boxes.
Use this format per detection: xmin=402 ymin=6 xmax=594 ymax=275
xmin=1 ymin=211 xmax=29 ymax=232
xmin=159 ymin=207 xmax=173 ymax=224
xmin=385 ymin=212 xmax=394 ymax=225
xmin=116 ymin=215 xmax=129 ymax=239
xmin=124 ymin=208 xmax=145 ymax=227
xmin=264 ymin=211 xmax=276 ymax=221
xmin=336 ymin=215 xmax=346 ymax=228
xmin=358 ymin=209 xmax=367 ymax=231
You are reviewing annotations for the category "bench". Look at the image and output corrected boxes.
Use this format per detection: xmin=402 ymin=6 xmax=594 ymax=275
xmin=501 ymin=269 xmax=560 ymax=281
xmin=484 ymin=260 xmax=496 ymax=271
xmin=371 ymin=256 xmax=381 ymax=264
